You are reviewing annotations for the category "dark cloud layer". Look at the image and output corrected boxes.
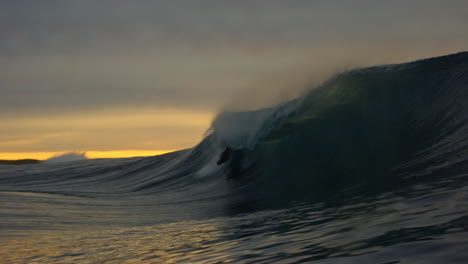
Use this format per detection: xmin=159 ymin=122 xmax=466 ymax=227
xmin=1 ymin=0 xmax=467 ymax=116
xmin=2 ymin=1 xmax=467 ymax=55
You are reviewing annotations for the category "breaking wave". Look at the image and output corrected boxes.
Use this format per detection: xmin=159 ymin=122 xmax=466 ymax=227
xmin=1 ymin=52 xmax=467 ymax=263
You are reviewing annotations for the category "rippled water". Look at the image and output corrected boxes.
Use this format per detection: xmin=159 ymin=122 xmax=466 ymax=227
xmin=1 ymin=173 xmax=466 ymax=263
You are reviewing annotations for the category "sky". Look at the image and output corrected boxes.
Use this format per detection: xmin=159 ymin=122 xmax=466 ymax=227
xmin=1 ymin=0 xmax=467 ymax=159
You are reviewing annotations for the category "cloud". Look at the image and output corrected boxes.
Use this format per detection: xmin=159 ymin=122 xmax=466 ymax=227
xmin=1 ymin=1 xmax=467 ymax=154
xmin=0 ymin=108 xmax=213 ymax=152
xmin=1 ymin=0 xmax=467 ymax=57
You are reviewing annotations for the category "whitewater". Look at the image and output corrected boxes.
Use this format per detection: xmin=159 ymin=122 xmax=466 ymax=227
xmin=0 ymin=52 xmax=467 ymax=263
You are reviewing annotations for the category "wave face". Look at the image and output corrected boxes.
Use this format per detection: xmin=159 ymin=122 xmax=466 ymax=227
xmin=1 ymin=53 xmax=467 ymax=263
xmin=208 ymin=52 xmax=468 ymax=203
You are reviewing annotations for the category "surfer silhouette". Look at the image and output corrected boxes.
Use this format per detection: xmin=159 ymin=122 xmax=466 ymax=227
xmin=217 ymin=147 xmax=243 ymax=179
xmin=217 ymin=147 xmax=232 ymax=165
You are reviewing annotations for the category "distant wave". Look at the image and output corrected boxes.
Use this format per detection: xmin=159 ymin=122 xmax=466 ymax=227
xmin=44 ymin=152 xmax=88 ymax=163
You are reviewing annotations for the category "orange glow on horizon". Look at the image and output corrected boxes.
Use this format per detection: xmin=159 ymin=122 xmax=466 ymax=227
xmin=0 ymin=150 xmax=176 ymax=161
xmin=0 ymin=107 xmax=213 ymax=161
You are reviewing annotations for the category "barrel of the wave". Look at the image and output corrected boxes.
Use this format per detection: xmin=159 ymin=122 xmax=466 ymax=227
xmin=210 ymin=100 xmax=300 ymax=179
xmin=211 ymin=52 xmax=468 ymax=204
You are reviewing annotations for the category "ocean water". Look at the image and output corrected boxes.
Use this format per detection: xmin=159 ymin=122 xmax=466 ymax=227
xmin=1 ymin=52 xmax=467 ymax=263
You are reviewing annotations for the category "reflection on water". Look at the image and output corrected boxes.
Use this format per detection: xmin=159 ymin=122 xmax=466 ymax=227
xmin=1 ymin=180 xmax=467 ymax=264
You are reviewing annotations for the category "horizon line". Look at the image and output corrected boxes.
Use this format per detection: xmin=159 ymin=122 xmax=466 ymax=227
xmin=0 ymin=150 xmax=178 ymax=161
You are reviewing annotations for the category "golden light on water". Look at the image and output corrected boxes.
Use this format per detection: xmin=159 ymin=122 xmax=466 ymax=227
xmin=0 ymin=220 xmax=230 ymax=264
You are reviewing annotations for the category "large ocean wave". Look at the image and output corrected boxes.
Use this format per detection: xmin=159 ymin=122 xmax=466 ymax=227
xmin=1 ymin=52 xmax=467 ymax=263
